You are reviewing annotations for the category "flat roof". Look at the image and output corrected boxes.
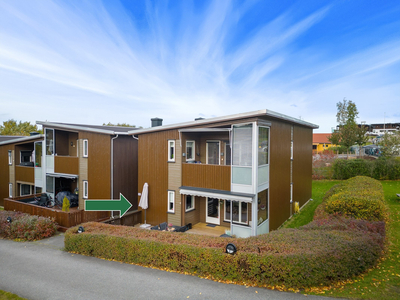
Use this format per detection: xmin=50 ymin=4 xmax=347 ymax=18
xmin=0 ymin=135 xmax=43 ymax=146
xmin=129 ymin=109 xmax=319 ymax=135
xmin=36 ymin=121 xmax=138 ymax=135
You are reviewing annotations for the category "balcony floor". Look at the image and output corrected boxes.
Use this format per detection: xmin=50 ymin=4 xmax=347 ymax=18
xmin=186 ymin=222 xmax=228 ymax=237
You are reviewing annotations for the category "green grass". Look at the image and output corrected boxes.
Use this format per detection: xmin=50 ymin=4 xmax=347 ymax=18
xmin=284 ymin=180 xmax=400 ymax=299
xmin=0 ymin=290 xmax=26 ymax=300
xmin=282 ymin=180 xmax=339 ymax=229
xmin=0 ymin=206 xmax=4 ymax=211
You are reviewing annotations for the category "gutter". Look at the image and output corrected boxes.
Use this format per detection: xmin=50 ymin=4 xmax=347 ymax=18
xmin=110 ymin=134 xmax=119 ymax=218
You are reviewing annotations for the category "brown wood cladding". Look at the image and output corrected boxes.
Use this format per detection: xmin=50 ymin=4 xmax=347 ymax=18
xmin=293 ymin=125 xmax=313 ymax=207
xmin=268 ymin=120 xmax=291 ymax=231
xmin=0 ymin=145 xmax=13 ymax=206
xmin=15 ymin=166 xmax=34 ymax=183
xmin=138 ymin=129 xmax=179 ymax=225
xmin=112 ymin=135 xmax=138 ymax=211
xmin=79 ymin=132 xmax=111 ymax=200
xmin=54 ymin=156 xmax=79 ymax=175
xmin=182 ymin=164 xmax=230 ymax=190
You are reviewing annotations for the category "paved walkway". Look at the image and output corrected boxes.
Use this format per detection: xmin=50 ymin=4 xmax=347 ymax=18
xmin=0 ymin=233 xmax=345 ymax=300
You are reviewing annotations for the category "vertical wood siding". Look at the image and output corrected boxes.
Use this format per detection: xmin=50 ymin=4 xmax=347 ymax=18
xmin=15 ymin=166 xmax=34 ymax=184
xmin=0 ymin=145 xmax=13 ymax=206
xmin=54 ymin=156 xmax=79 ymax=175
xmin=182 ymin=164 xmax=231 ymax=190
xmin=168 ymin=140 xmax=182 ymax=225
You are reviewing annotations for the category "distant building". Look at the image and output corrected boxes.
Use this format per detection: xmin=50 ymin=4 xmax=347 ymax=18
xmin=313 ymin=133 xmax=334 ymax=153
xmin=359 ymin=123 xmax=400 ymax=135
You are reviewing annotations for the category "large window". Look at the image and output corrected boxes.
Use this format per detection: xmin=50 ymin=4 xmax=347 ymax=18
xmin=185 ymin=195 xmax=195 ymax=212
xmin=45 ymin=128 xmax=54 ymax=155
xmin=224 ymin=200 xmax=248 ymax=224
xmin=168 ymin=140 xmax=175 ymax=162
xmin=186 ymin=141 xmax=195 ymax=161
xmin=258 ymin=127 xmax=269 ymax=165
xmin=35 ymin=142 xmax=42 ymax=167
xmin=232 ymin=124 xmax=253 ymax=185
xmin=20 ymin=184 xmax=32 ymax=196
xmin=206 ymin=141 xmax=220 ymax=165
xmin=21 ymin=150 xmax=32 ymax=163
xmin=46 ymin=176 xmax=54 ymax=194
xmin=83 ymin=139 xmax=88 ymax=157
xmin=167 ymin=190 xmax=175 ymax=213
xmin=257 ymin=189 xmax=268 ymax=225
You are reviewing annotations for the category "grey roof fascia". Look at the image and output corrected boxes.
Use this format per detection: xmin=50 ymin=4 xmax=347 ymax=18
xmin=0 ymin=135 xmax=44 ymax=146
xmin=36 ymin=121 xmax=131 ymax=136
xmin=129 ymin=109 xmax=318 ymax=135
xmin=178 ymin=128 xmax=231 ymax=133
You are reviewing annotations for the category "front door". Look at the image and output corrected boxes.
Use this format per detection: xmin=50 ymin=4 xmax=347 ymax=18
xmin=206 ymin=197 xmax=220 ymax=225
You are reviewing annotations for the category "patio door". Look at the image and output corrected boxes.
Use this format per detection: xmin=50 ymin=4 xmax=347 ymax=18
xmin=206 ymin=197 xmax=220 ymax=225
xmin=206 ymin=141 xmax=220 ymax=165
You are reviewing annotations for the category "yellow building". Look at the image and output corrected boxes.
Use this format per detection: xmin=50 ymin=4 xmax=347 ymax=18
xmin=313 ymin=133 xmax=334 ymax=153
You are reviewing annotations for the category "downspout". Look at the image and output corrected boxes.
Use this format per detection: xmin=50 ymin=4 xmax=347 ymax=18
xmin=111 ymin=134 xmax=119 ymax=218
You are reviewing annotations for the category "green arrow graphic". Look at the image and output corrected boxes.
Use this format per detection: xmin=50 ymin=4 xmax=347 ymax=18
xmin=84 ymin=193 xmax=132 ymax=217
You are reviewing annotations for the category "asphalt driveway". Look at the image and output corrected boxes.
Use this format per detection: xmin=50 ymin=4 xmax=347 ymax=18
xmin=0 ymin=233 xmax=344 ymax=300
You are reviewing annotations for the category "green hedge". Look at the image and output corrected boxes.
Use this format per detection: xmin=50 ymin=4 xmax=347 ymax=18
xmin=321 ymin=176 xmax=387 ymax=222
xmin=0 ymin=211 xmax=58 ymax=241
xmin=332 ymin=158 xmax=400 ymax=180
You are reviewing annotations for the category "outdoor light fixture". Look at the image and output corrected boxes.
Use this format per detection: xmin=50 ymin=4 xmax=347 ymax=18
xmin=226 ymin=243 xmax=237 ymax=255
xmin=78 ymin=226 xmax=85 ymax=233
xmin=6 ymin=217 xmax=12 ymax=223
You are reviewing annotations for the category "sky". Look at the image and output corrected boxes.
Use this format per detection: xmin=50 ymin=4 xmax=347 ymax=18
xmin=0 ymin=0 xmax=399 ymax=132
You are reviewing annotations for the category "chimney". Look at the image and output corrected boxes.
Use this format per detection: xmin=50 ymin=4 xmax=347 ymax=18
xmin=195 ymin=117 xmax=205 ymax=121
xmin=151 ymin=117 xmax=163 ymax=127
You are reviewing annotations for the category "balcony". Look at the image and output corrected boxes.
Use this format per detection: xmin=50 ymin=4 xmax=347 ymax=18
xmin=182 ymin=163 xmax=230 ymax=191
xmin=15 ymin=165 xmax=35 ymax=183
xmin=54 ymin=156 xmax=79 ymax=175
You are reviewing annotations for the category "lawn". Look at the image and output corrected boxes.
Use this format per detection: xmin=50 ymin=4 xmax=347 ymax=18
xmin=284 ymin=180 xmax=400 ymax=300
xmin=0 ymin=290 xmax=26 ymax=300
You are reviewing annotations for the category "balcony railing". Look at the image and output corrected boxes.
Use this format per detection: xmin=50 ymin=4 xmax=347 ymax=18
xmin=54 ymin=156 xmax=79 ymax=175
xmin=15 ymin=165 xmax=35 ymax=183
xmin=182 ymin=163 xmax=230 ymax=191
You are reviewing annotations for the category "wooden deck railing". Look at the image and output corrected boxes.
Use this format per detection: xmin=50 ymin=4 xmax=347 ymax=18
xmin=4 ymin=196 xmax=110 ymax=231
xmin=54 ymin=156 xmax=79 ymax=175
xmin=182 ymin=163 xmax=231 ymax=191
xmin=15 ymin=166 xmax=35 ymax=183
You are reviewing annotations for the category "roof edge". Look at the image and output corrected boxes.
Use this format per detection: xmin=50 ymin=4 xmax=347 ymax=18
xmin=36 ymin=121 xmax=131 ymax=135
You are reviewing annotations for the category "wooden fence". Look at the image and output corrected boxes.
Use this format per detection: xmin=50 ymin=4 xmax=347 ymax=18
xmin=4 ymin=195 xmax=110 ymax=231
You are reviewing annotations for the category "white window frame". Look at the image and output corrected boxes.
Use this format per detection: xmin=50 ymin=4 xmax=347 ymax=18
xmin=186 ymin=140 xmax=195 ymax=161
xmin=9 ymin=183 xmax=12 ymax=198
xmin=206 ymin=140 xmax=220 ymax=165
xmin=167 ymin=190 xmax=175 ymax=213
xmin=224 ymin=200 xmax=248 ymax=224
xmin=185 ymin=195 xmax=195 ymax=212
xmin=83 ymin=180 xmax=88 ymax=199
xmin=8 ymin=150 xmax=12 ymax=165
xmin=83 ymin=139 xmax=89 ymax=158
xmin=168 ymin=140 xmax=175 ymax=162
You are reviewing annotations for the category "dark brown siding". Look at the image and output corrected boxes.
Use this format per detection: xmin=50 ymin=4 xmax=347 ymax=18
xmin=113 ymin=135 xmax=138 ymax=211
xmin=80 ymin=132 xmax=111 ymax=200
xmin=182 ymin=164 xmax=230 ymax=190
xmin=55 ymin=156 xmax=79 ymax=175
xmin=293 ymin=125 xmax=313 ymax=208
xmin=55 ymin=130 xmax=69 ymax=156
xmin=0 ymin=145 xmax=12 ymax=206
xmin=268 ymin=120 xmax=291 ymax=231
xmin=138 ymin=129 xmax=179 ymax=225
xmin=15 ymin=166 xmax=34 ymax=183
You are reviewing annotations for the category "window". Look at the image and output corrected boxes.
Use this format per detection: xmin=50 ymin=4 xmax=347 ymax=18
xmin=257 ymin=189 xmax=268 ymax=225
xmin=206 ymin=141 xmax=220 ymax=165
xmin=224 ymin=200 xmax=248 ymax=224
xmin=185 ymin=195 xmax=195 ymax=212
xmin=9 ymin=183 xmax=12 ymax=198
xmin=186 ymin=140 xmax=195 ymax=161
xmin=83 ymin=139 xmax=88 ymax=157
xmin=35 ymin=142 xmax=42 ymax=167
xmin=45 ymin=128 xmax=54 ymax=155
xmin=8 ymin=150 xmax=12 ymax=165
xmin=168 ymin=140 xmax=175 ymax=162
xmin=83 ymin=181 xmax=88 ymax=199
xmin=258 ymin=127 xmax=269 ymax=165
xmin=167 ymin=190 xmax=175 ymax=213
xmin=20 ymin=184 xmax=31 ymax=196
xmin=46 ymin=176 xmax=54 ymax=193
xmin=21 ymin=150 xmax=32 ymax=163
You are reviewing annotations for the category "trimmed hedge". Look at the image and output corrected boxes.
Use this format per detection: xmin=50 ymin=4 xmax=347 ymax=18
xmin=332 ymin=158 xmax=400 ymax=180
xmin=0 ymin=211 xmax=58 ymax=241
xmin=320 ymin=176 xmax=387 ymax=222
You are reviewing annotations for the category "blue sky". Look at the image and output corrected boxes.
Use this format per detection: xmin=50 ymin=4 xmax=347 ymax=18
xmin=0 ymin=0 xmax=399 ymax=132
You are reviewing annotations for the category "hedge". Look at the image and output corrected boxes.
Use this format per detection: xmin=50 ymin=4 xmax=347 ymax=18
xmin=64 ymin=176 xmax=386 ymax=289
xmin=332 ymin=157 xmax=400 ymax=180
xmin=0 ymin=211 xmax=58 ymax=241
xmin=320 ymin=176 xmax=387 ymax=222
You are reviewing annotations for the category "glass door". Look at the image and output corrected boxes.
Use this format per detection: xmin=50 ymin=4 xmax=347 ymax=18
xmin=206 ymin=197 xmax=220 ymax=225
xmin=206 ymin=141 xmax=220 ymax=165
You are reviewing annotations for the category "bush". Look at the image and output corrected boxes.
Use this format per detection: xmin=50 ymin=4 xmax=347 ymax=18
xmin=65 ymin=218 xmax=385 ymax=289
xmin=332 ymin=157 xmax=400 ymax=180
xmin=0 ymin=211 xmax=58 ymax=241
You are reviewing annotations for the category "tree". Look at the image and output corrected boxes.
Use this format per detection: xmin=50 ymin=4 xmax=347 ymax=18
xmin=379 ymin=131 xmax=400 ymax=157
xmin=354 ymin=124 xmax=369 ymax=156
xmin=328 ymin=99 xmax=364 ymax=155
xmin=103 ymin=122 xmax=141 ymax=128
xmin=0 ymin=120 xmax=41 ymax=136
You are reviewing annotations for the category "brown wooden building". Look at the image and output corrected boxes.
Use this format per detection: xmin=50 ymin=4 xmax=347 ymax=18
xmin=130 ymin=109 xmax=318 ymax=237
xmin=0 ymin=135 xmax=43 ymax=206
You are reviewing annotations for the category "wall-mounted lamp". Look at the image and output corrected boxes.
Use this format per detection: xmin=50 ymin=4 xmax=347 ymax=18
xmin=226 ymin=243 xmax=237 ymax=255
xmin=6 ymin=217 xmax=12 ymax=223
xmin=70 ymin=142 xmax=73 ymax=146
xmin=78 ymin=226 xmax=85 ymax=233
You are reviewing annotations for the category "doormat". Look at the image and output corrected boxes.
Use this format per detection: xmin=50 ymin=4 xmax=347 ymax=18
xmin=206 ymin=224 xmax=217 ymax=227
